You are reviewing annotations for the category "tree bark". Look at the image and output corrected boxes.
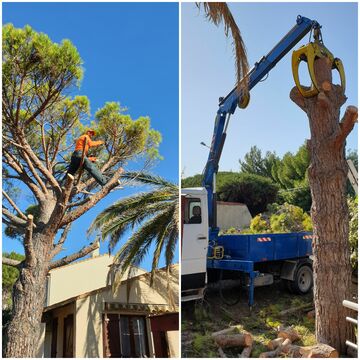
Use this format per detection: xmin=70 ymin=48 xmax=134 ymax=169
xmin=5 ymin=232 xmax=55 ymax=357
xmin=290 ymin=57 xmax=357 ymax=354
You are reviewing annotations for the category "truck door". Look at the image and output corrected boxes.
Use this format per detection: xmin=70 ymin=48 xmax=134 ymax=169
xmin=181 ymin=195 xmax=208 ymax=291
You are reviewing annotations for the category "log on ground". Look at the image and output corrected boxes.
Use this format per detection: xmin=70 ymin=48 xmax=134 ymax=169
xmin=260 ymin=338 xmax=292 ymax=358
xmin=213 ymin=333 xmax=253 ymax=348
xmin=277 ymin=326 xmax=300 ymax=342
xmin=239 ymin=346 xmax=252 ymax=358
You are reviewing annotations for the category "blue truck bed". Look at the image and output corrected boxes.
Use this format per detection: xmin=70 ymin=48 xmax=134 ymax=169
xmin=215 ymin=232 xmax=313 ymax=262
xmin=207 ymin=232 xmax=313 ymax=306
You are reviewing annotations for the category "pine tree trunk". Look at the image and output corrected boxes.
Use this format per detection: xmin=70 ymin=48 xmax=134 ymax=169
xmin=290 ymin=57 xmax=357 ymax=354
xmin=5 ymin=232 xmax=55 ymax=357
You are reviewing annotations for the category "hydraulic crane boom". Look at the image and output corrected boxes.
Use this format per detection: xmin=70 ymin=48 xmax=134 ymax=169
xmin=202 ymin=15 xmax=321 ymax=238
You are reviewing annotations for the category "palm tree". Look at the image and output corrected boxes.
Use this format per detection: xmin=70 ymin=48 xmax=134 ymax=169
xmin=88 ymin=172 xmax=178 ymax=286
xmin=198 ymin=2 xmax=249 ymax=91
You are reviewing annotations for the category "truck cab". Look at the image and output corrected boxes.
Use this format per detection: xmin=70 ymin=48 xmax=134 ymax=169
xmin=181 ymin=187 xmax=209 ymax=301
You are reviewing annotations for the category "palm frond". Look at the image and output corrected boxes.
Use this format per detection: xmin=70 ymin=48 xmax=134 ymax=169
xmin=198 ymin=2 xmax=249 ymax=92
xmin=88 ymin=187 xmax=176 ymax=236
xmin=113 ymin=207 xmax=172 ymax=276
xmin=90 ymin=173 xmax=179 ymax=295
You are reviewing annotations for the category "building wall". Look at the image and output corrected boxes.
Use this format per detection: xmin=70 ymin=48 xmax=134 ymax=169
xmin=74 ymin=266 xmax=179 ymax=357
xmin=46 ymin=255 xmax=146 ymax=306
xmin=217 ymin=201 xmax=252 ymax=230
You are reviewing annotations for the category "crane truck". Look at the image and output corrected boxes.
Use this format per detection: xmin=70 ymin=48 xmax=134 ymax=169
xmin=181 ymin=15 xmax=346 ymax=307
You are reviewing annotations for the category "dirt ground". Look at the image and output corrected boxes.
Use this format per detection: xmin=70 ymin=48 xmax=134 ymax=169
xmin=181 ymin=279 xmax=358 ymax=358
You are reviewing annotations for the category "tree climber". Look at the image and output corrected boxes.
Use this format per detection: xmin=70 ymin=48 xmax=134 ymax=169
xmin=66 ymin=129 xmax=122 ymax=186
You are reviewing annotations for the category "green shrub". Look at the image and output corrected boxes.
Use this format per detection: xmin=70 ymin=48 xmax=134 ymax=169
xmin=348 ymin=196 xmax=358 ymax=270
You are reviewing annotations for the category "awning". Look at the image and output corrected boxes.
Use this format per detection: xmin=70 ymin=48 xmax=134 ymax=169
xmin=104 ymin=302 xmax=178 ymax=314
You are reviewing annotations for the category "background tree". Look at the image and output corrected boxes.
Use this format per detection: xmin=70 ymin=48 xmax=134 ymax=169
xmin=290 ymin=56 xmax=357 ymax=353
xmin=239 ymin=145 xmax=279 ymax=181
xmin=182 ymin=171 xmax=279 ymax=216
xmin=271 ymin=144 xmax=311 ymax=212
xmin=2 ymin=252 xmax=25 ymax=357
xmin=2 ymin=252 xmax=25 ymax=310
xmin=89 ymin=172 xmax=178 ymax=294
xmin=2 ymin=24 xmax=161 ymax=357
xmin=217 ymin=173 xmax=279 ymax=216
xmin=345 ymin=149 xmax=358 ymax=197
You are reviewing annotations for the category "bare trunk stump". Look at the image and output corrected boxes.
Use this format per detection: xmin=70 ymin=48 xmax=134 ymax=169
xmin=290 ymin=56 xmax=357 ymax=354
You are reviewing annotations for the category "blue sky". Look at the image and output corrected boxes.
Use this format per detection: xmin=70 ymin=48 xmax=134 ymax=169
xmin=182 ymin=2 xmax=358 ymax=177
xmin=2 ymin=2 xmax=179 ymax=270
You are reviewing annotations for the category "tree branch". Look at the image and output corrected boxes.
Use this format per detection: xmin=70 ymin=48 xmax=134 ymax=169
xmin=66 ymin=196 xmax=91 ymax=209
xmin=14 ymin=74 xmax=25 ymax=126
xmin=60 ymin=166 xmax=124 ymax=227
xmin=3 ymin=135 xmax=26 ymax=150
xmin=2 ymin=207 xmax=28 ymax=227
xmin=40 ymin=122 xmax=50 ymax=170
xmin=50 ymin=223 xmax=72 ymax=258
xmin=3 ymin=150 xmax=45 ymax=202
xmin=2 ymin=190 xmax=27 ymax=220
xmin=289 ymin=87 xmax=307 ymax=113
xmin=2 ymin=257 xmax=22 ymax=268
xmin=49 ymin=241 xmax=99 ymax=270
xmin=2 ymin=218 xmax=26 ymax=234
xmin=19 ymin=148 xmax=49 ymax=195
xmin=24 ymin=215 xmax=36 ymax=267
xmin=17 ymin=131 xmax=61 ymax=193
xmin=48 ymin=174 xmax=74 ymax=229
xmin=24 ymin=88 xmax=60 ymax=127
xmin=336 ymin=106 xmax=358 ymax=145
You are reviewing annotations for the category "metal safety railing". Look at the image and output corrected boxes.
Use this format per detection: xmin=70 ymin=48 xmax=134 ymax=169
xmin=342 ymin=300 xmax=358 ymax=352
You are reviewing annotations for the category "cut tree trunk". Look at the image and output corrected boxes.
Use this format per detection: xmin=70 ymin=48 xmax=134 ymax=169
xmin=290 ymin=56 xmax=357 ymax=354
xmin=4 ymin=231 xmax=55 ymax=357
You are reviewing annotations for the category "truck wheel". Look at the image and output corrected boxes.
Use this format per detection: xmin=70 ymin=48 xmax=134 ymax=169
xmin=219 ymin=270 xmax=242 ymax=306
xmin=290 ymin=264 xmax=313 ymax=295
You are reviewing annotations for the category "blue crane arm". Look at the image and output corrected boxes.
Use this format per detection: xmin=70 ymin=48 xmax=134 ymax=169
xmin=202 ymin=15 xmax=320 ymax=234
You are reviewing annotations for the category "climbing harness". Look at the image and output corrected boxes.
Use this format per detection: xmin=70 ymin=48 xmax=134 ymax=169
xmin=292 ymin=25 xmax=345 ymax=97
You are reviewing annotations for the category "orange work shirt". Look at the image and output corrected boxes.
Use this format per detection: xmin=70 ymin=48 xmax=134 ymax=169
xmin=75 ymin=135 xmax=103 ymax=155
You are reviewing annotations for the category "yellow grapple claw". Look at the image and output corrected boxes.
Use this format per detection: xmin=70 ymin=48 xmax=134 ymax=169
xmin=333 ymin=58 xmax=346 ymax=93
xmin=292 ymin=42 xmax=346 ymax=98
